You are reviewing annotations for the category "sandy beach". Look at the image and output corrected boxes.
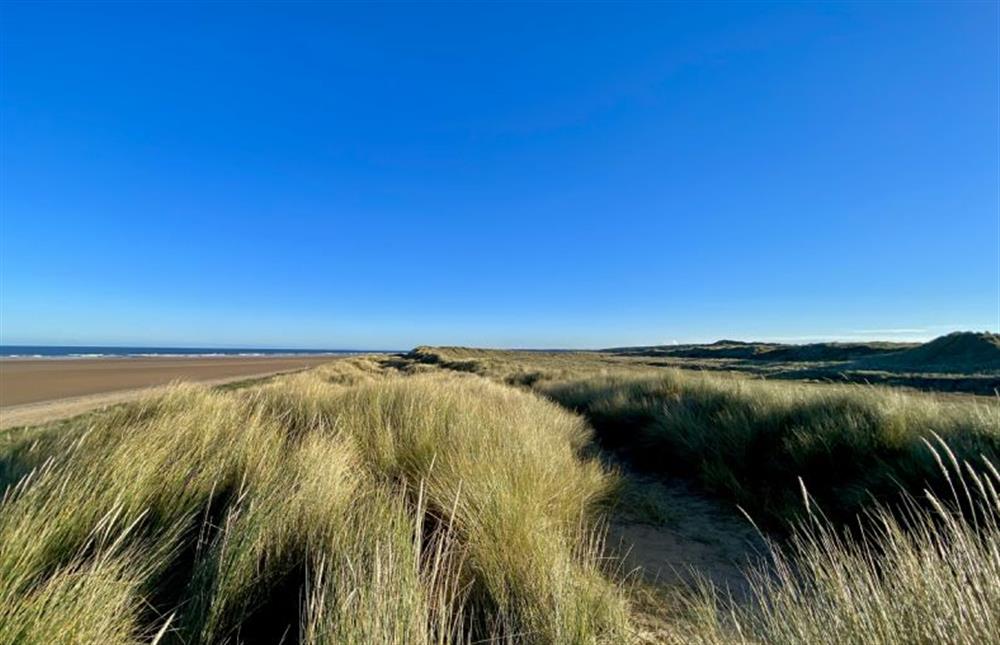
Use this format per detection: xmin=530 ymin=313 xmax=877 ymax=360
xmin=0 ymin=355 xmax=342 ymax=428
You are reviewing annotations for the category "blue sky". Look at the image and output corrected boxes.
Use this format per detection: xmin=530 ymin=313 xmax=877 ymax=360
xmin=1 ymin=2 xmax=996 ymax=349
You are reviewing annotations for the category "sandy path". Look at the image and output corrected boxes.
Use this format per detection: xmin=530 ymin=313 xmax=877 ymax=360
xmin=607 ymin=475 xmax=766 ymax=593
xmin=604 ymin=472 xmax=769 ymax=641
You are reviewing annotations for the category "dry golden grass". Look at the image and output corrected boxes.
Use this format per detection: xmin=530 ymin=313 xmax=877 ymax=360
xmin=0 ymin=359 xmax=631 ymax=644
xmin=674 ymin=440 xmax=1000 ymax=644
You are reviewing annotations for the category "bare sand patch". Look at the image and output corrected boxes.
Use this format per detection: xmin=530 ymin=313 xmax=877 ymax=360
xmin=608 ymin=475 xmax=766 ymax=594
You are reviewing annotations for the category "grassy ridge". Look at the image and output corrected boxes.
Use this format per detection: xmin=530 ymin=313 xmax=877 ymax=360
xmin=605 ymin=331 xmax=1000 ymax=375
xmin=0 ymin=359 xmax=630 ymax=644
xmin=597 ymin=332 xmax=1000 ymax=395
xmin=855 ymin=331 xmax=1000 ymax=373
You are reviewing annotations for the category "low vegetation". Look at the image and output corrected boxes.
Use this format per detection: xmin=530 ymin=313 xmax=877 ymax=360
xmin=541 ymin=371 xmax=999 ymax=526
xmin=414 ymin=347 xmax=1000 ymax=526
xmin=606 ymin=339 xmax=914 ymax=362
xmin=2 ymin=347 xmax=999 ymax=643
xmin=606 ymin=331 xmax=1000 ymax=373
xmin=602 ymin=332 xmax=1000 ymax=395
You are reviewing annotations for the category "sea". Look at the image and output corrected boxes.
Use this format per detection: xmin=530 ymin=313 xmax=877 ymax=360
xmin=0 ymin=346 xmax=389 ymax=359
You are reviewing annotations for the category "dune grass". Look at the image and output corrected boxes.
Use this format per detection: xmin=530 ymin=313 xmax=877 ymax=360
xmin=0 ymin=360 xmax=631 ymax=644
xmin=675 ymin=442 xmax=1000 ymax=644
xmin=539 ymin=371 xmax=999 ymax=527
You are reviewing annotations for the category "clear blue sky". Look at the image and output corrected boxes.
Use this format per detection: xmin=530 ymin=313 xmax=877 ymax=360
xmin=1 ymin=2 xmax=996 ymax=349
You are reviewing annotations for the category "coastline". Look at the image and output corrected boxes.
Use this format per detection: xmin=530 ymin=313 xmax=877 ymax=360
xmin=0 ymin=355 xmax=349 ymax=428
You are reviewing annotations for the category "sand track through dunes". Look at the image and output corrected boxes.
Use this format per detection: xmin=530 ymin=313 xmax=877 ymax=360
xmin=608 ymin=474 xmax=765 ymax=595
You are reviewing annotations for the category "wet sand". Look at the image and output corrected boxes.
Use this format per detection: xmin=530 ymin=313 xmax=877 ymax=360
xmin=0 ymin=356 xmax=342 ymax=428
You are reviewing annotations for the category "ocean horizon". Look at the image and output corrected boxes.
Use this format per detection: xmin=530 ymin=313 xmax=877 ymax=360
xmin=0 ymin=345 xmax=396 ymax=359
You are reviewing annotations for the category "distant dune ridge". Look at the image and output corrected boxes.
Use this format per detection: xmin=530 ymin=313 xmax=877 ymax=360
xmin=855 ymin=331 xmax=1000 ymax=373
xmin=608 ymin=331 xmax=1000 ymax=375
xmin=612 ymin=341 xmax=913 ymax=363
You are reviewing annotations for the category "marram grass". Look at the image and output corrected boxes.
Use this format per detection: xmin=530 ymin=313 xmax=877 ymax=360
xmin=674 ymin=439 xmax=1000 ymax=645
xmin=0 ymin=363 xmax=630 ymax=644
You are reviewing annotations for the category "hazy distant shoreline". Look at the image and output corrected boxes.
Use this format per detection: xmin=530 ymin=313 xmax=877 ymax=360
xmin=0 ymin=345 xmax=394 ymax=359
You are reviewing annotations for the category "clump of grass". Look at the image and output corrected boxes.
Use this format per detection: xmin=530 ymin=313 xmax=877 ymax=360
xmin=300 ymin=483 xmax=462 ymax=644
xmin=0 ymin=368 xmax=631 ymax=643
xmin=677 ymin=441 xmax=1000 ymax=644
xmin=282 ymin=371 xmax=630 ymax=641
xmin=0 ymin=513 xmax=171 ymax=644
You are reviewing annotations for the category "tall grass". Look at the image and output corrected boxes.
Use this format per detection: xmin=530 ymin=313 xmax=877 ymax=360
xmin=677 ymin=442 xmax=1000 ymax=644
xmin=0 ymin=362 xmax=631 ymax=644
